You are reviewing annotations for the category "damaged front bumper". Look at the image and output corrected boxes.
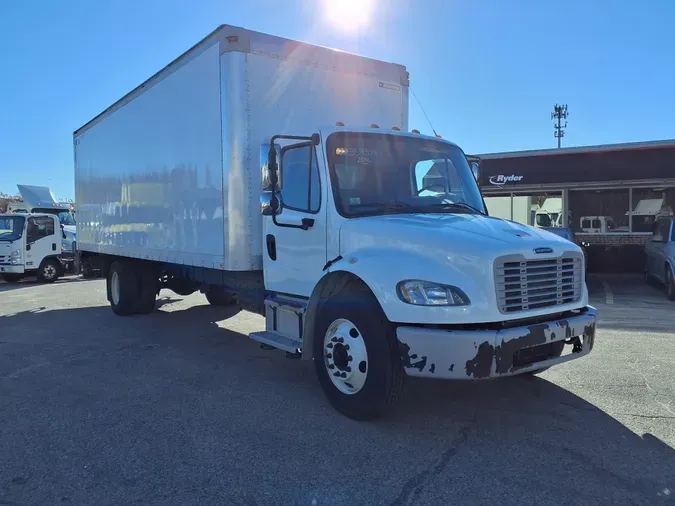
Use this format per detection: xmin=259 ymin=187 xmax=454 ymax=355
xmin=396 ymin=306 xmax=597 ymax=379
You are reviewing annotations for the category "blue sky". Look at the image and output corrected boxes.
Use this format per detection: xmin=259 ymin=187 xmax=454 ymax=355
xmin=1 ymin=0 xmax=674 ymax=199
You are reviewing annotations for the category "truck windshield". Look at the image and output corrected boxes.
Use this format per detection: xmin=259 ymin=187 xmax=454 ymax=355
xmin=326 ymin=132 xmax=485 ymax=217
xmin=57 ymin=211 xmax=76 ymax=226
xmin=0 ymin=215 xmax=26 ymax=241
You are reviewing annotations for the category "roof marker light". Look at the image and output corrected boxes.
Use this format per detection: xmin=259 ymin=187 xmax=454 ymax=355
xmin=370 ymin=123 xmax=379 ymax=128
xmin=411 ymin=129 xmax=421 ymax=134
xmin=335 ymin=121 xmax=345 ymax=127
xmin=392 ymin=126 xmax=401 ymax=131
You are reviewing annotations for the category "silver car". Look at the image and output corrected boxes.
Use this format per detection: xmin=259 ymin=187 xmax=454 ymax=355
xmin=644 ymin=217 xmax=675 ymax=300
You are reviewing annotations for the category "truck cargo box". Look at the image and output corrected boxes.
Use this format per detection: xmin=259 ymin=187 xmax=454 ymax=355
xmin=74 ymin=25 xmax=409 ymax=271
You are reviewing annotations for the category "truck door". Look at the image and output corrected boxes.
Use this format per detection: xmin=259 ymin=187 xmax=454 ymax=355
xmin=25 ymin=216 xmax=57 ymax=270
xmin=262 ymin=140 xmax=327 ymax=297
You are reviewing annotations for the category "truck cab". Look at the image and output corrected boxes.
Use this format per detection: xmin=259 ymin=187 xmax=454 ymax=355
xmin=254 ymin=125 xmax=597 ymax=418
xmin=12 ymin=185 xmax=77 ymax=272
xmin=0 ymin=213 xmax=64 ymax=283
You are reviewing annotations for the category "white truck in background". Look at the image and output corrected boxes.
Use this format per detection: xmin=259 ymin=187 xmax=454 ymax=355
xmin=74 ymin=25 xmax=597 ymax=420
xmin=0 ymin=213 xmax=65 ymax=283
xmin=7 ymin=185 xmax=77 ymax=272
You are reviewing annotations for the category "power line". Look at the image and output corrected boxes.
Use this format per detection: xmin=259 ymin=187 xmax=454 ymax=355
xmin=551 ymin=104 xmax=569 ymax=148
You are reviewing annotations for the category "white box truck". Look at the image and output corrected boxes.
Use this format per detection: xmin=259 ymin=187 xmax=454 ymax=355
xmin=74 ymin=25 xmax=597 ymax=420
xmin=0 ymin=212 xmax=66 ymax=283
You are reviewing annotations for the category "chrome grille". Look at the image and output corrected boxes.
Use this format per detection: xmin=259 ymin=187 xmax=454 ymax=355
xmin=495 ymin=254 xmax=583 ymax=314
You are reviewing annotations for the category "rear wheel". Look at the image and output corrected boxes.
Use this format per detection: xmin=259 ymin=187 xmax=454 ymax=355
xmin=313 ymin=282 xmax=404 ymax=420
xmin=37 ymin=259 xmax=61 ymax=283
xmin=1 ymin=273 xmax=22 ymax=283
xmin=107 ymin=260 xmax=140 ymax=316
xmin=205 ymin=288 xmax=237 ymax=306
xmin=666 ymin=265 xmax=675 ymax=301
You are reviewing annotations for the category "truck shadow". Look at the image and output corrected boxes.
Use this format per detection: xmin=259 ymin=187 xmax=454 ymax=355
xmin=0 ymin=275 xmax=85 ymax=293
xmin=0 ymin=303 xmax=673 ymax=504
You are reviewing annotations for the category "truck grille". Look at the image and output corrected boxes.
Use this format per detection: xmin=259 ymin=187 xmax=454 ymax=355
xmin=495 ymin=253 xmax=584 ymax=314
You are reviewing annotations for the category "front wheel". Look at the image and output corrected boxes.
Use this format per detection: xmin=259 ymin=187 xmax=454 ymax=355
xmin=37 ymin=259 xmax=61 ymax=283
xmin=313 ymin=282 xmax=404 ymax=420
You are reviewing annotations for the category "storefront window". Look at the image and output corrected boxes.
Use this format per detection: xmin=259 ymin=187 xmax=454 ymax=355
xmin=630 ymin=188 xmax=675 ymax=233
xmin=484 ymin=192 xmax=563 ymax=228
xmin=569 ymin=189 xmax=629 ymax=233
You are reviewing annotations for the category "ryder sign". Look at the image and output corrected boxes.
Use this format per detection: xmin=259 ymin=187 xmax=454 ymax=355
xmin=488 ymin=174 xmax=524 ymax=186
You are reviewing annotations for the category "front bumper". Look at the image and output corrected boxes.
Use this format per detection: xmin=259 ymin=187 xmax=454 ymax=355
xmin=396 ymin=306 xmax=597 ymax=379
xmin=0 ymin=264 xmax=25 ymax=274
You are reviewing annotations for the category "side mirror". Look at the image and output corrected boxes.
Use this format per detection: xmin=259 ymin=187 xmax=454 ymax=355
xmin=470 ymin=161 xmax=480 ymax=182
xmin=261 ymin=192 xmax=282 ymax=216
xmin=260 ymin=143 xmax=281 ymax=191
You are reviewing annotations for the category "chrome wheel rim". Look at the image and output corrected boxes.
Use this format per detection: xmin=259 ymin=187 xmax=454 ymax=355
xmin=43 ymin=264 xmax=56 ymax=280
xmin=323 ymin=318 xmax=368 ymax=395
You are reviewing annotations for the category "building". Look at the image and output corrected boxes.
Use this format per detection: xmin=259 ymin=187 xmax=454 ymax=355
xmin=474 ymin=139 xmax=675 ymax=272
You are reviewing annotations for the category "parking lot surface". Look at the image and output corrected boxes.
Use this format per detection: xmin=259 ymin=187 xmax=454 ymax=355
xmin=1 ymin=275 xmax=674 ymax=505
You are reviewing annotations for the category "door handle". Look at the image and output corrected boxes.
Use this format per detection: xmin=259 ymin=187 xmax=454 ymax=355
xmin=52 ymin=243 xmax=57 ymax=251
xmin=266 ymin=234 xmax=277 ymax=261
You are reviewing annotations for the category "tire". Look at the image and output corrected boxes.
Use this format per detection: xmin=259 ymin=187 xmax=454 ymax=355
xmin=168 ymin=279 xmax=197 ymax=297
xmin=1 ymin=274 xmax=22 ymax=283
xmin=135 ymin=266 xmax=157 ymax=314
xmin=106 ymin=260 xmax=140 ymax=316
xmin=37 ymin=258 xmax=61 ymax=283
xmin=205 ymin=288 xmax=237 ymax=306
xmin=666 ymin=265 xmax=675 ymax=301
xmin=312 ymin=281 xmax=404 ymax=420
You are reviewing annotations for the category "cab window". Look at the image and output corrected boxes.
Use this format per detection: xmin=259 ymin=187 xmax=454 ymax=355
xmin=27 ymin=216 xmax=55 ymax=243
xmin=279 ymin=143 xmax=321 ymax=213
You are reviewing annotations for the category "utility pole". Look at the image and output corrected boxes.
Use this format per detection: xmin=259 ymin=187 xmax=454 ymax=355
xmin=551 ymin=104 xmax=568 ymax=148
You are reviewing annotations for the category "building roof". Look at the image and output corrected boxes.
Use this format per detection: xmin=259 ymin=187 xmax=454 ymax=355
xmin=475 ymin=139 xmax=675 ymax=160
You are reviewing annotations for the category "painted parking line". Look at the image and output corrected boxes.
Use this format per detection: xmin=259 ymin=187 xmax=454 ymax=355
xmin=601 ymin=280 xmax=614 ymax=305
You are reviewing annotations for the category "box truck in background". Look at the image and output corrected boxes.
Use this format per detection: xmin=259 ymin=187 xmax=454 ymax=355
xmin=74 ymin=25 xmax=596 ymax=420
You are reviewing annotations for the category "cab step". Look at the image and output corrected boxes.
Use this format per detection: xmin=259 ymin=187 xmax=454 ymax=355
xmin=249 ymin=331 xmax=302 ymax=353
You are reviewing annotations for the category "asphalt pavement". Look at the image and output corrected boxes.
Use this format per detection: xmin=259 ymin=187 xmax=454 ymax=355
xmin=0 ymin=275 xmax=674 ymax=505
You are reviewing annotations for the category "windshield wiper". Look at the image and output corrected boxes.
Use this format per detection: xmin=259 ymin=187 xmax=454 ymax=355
xmin=429 ymin=202 xmax=486 ymax=215
xmin=352 ymin=201 xmax=422 ymax=213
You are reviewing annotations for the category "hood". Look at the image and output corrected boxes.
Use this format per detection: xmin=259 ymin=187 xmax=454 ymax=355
xmin=339 ymin=213 xmax=578 ymax=259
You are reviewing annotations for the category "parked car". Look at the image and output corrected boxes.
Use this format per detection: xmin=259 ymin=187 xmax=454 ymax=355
xmin=644 ymin=216 xmax=675 ymax=300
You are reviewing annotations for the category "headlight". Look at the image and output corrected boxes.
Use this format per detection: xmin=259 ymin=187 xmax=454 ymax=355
xmin=396 ymin=280 xmax=470 ymax=306
xmin=9 ymin=250 xmax=21 ymax=264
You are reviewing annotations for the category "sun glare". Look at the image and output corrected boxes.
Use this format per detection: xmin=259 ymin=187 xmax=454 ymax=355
xmin=323 ymin=0 xmax=374 ymax=32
